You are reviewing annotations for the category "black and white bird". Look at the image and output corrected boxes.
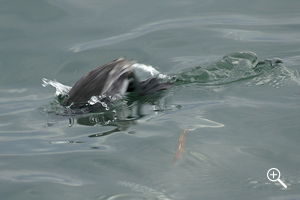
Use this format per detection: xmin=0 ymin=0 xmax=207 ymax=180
xmin=61 ymin=58 xmax=172 ymax=109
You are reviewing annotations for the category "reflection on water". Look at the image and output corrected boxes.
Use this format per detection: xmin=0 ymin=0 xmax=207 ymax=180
xmin=0 ymin=170 xmax=84 ymax=186
xmin=173 ymin=129 xmax=188 ymax=164
xmin=116 ymin=181 xmax=172 ymax=200
xmin=49 ymin=140 xmax=85 ymax=145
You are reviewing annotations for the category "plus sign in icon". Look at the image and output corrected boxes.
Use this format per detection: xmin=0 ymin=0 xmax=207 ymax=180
xmin=267 ymin=168 xmax=287 ymax=188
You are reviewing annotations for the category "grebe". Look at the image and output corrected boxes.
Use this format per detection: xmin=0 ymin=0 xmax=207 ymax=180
xmin=61 ymin=58 xmax=172 ymax=109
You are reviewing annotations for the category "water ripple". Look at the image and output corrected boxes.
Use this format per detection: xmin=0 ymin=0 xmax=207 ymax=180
xmin=69 ymin=15 xmax=300 ymax=52
xmin=0 ymin=170 xmax=84 ymax=186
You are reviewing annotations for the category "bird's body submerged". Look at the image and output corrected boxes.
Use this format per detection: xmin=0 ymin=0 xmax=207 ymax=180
xmin=61 ymin=58 xmax=172 ymax=109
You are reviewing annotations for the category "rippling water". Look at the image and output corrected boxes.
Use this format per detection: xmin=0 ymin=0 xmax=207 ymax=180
xmin=1 ymin=1 xmax=300 ymax=200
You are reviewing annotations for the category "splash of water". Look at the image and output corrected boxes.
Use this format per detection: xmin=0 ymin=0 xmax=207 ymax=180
xmin=42 ymin=78 xmax=121 ymax=112
xmin=41 ymin=62 xmax=170 ymax=116
xmin=42 ymin=78 xmax=71 ymax=96
xmin=133 ymin=63 xmax=168 ymax=80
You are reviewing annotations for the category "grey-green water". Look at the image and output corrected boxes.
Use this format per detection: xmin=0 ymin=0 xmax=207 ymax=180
xmin=1 ymin=1 xmax=300 ymax=199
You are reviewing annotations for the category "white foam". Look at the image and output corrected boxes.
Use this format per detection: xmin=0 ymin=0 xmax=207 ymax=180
xmin=42 ymin=78 xmax=71 ymax=96
xmin=132 ymin=63 xmax=168 ymax=80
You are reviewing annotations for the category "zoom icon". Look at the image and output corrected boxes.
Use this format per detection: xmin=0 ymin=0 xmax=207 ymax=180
xmin=267 ymin=168 xmax=287 ymax=188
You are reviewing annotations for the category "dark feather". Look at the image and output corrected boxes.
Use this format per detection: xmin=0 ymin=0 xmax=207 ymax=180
xmin=139 ymin=78 xmax=173 ymax=95
xmin=61 ymin=58 xmax=172 ymax=109
xmin=62 ymin=58 xmax=135 ymax=108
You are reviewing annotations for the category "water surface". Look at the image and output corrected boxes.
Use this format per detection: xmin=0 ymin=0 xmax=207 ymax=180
xmin=1 ymin=1 xmax=300 ymax=199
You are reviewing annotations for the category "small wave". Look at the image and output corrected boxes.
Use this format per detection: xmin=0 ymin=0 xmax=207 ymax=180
xmin=118 ymin=181 xmax=172 ymax=200
xmin=171 ymin=52 xmax=257 ymax=85
xmin=172 ymin=52 xmax=300 ymax=87
xmin=249 ymin=58 xmax=300 ymax=87
xmin=0 ymin=170 xmax=84 ymax=186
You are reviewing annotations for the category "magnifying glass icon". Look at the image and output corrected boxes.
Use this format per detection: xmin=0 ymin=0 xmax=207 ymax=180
xmin=267 ymin=168 xmax=287 ymax=188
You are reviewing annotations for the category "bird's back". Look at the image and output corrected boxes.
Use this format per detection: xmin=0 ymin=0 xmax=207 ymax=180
xmin=61 ymin=58 xmax=135 ymax=108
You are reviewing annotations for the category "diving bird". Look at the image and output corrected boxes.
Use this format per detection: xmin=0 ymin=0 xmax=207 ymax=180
xmin=61 ymin=58 xmax=172 ymax=109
